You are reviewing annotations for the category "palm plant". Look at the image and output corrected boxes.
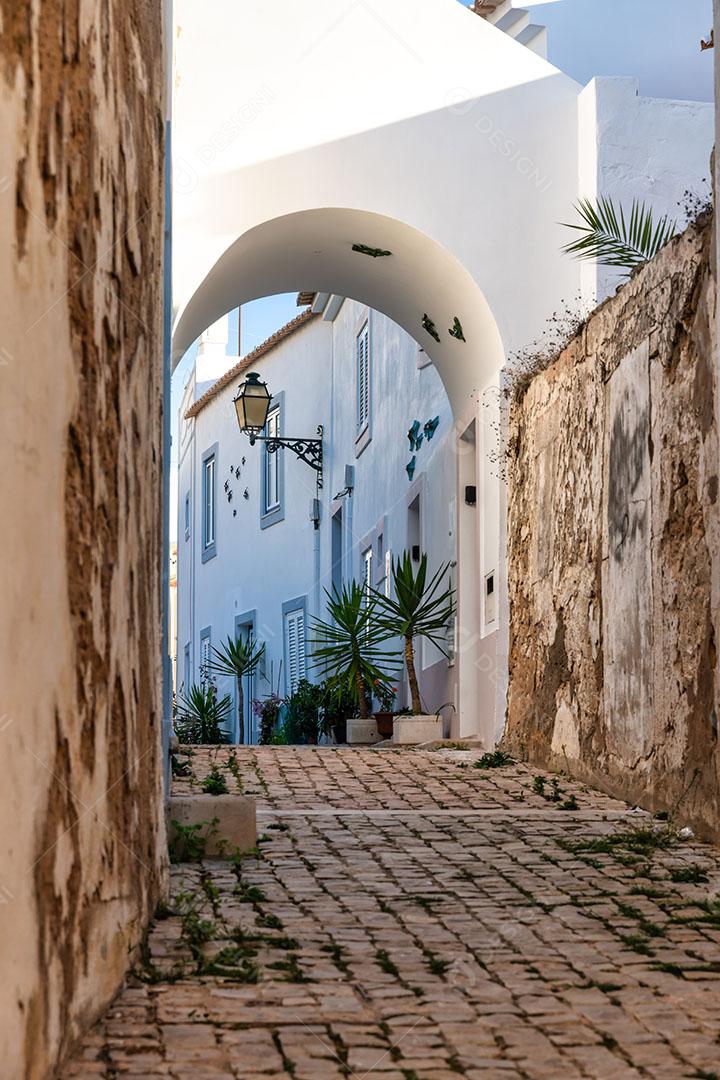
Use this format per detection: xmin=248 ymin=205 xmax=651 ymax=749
xmin=374 ymin=552 xmax=455 ymax=716
xmin=174 ymin=683 xmax=233 ymax=745
xmin=561 ymin=196 xmax=677 ymax=274
xmin=206 ymin=635 xmax=265 ymax=744
xmin=310 ymin=582 xmax=401 ymax=719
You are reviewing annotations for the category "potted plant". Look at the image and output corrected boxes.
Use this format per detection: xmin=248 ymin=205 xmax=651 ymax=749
xmin=253 ymin=693 xmax=283 ymax=745
xmin=206 ymin=634 xmax=265 ymax=744
xmin=283 ymin=678 xmax=324 ymax=744
xmin=174 ymin=682 xmax=233 ymax=745
xmin=310 ymin=582 xmax=401 ymax=728
xmin=374 ymin=552 xmax=455 ymax=724
xmin=319 ymin=679 xmax=358 ymax=744
xmin=372 ymin=679 xmax=398 ymax=738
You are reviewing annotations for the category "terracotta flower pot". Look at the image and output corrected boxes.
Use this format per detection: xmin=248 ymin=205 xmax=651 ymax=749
xmin=374 ymin=712 xmax=394 ymax=738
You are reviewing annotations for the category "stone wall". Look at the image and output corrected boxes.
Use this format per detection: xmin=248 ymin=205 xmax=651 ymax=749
xmin=0 ymin=2 xmax=166 ymax=1076
xmin=505 ymin=217 xmax=720 ymax=840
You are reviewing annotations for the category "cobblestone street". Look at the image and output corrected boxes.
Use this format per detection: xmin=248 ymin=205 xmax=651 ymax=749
xmin=64 ymin=748 xmax=720 ymax=1079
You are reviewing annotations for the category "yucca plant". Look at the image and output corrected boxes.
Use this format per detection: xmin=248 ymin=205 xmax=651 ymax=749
xmin=561 ymin=196 xmax=677 ymax=274
xmin=206 ymin=635 xmax=265 ymax=744
xmin=310 ymin=582 xmax=401 ymax=719
xmin=374 ymin=552 xmax=455 ymax=716
xmin=174 ymin=683 xmax=233 ymax=745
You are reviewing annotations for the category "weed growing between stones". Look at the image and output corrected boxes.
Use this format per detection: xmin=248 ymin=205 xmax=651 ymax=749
xmin=424 ymin=949 xmax=451 ymax=977
xmin=201 ymin=763 xmax=229 ymax=795
xmin=376 ymin=949 xmax=400 ymax=977
xmin=670 ymin=865 xmax=709 ymax=884
xmin=169 ymin=817 xmax=225 ymax=863
xmin=532 ymin=774 xmax=578 ymax=809
xmin=474 ymin=750 xmax=514 ymax=769
xmin=321 ymin=942 xmax=350 ymax=974
xmin=224 ymin=748 xmax=245 ymax=791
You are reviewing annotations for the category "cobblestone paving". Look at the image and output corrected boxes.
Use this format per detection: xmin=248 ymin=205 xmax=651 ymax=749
xmin=64 ymin=748 xmax=720 ymax=1079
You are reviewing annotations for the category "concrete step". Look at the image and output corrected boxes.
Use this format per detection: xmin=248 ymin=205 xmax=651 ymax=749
xmin=494 ymin=7 xmax=531 ymax=38
xmin=517 ymin=23 xmax=548 ymax=59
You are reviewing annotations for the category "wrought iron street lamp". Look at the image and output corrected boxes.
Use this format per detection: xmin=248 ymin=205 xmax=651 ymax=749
xmin=233 ymin=372 xmax=324 ymax=489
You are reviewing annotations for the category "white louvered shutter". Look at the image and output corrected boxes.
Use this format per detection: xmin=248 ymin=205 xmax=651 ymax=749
xmin=285 ymin=608 xmax=307 ymax=693
xmin=357 ymin=323 xmax=370 ymax=433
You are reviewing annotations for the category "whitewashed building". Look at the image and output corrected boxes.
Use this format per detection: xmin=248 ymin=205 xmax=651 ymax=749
xmin=173 ymin=0 xmax=714 ymax=746
xmin=177 ymin=297 xmax=460 ymax=743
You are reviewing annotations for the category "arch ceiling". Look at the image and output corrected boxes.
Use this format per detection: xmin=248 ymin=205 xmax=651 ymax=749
xmin=172 ymin=0 xmax=583 ymax=406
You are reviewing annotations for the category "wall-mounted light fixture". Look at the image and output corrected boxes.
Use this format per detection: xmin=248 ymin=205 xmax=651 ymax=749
xmin=233 ymin=372 xmax=324 ymax=489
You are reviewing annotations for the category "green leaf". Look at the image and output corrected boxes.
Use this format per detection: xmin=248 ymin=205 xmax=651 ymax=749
xmin=373 ymin=552 xmax=456 ymax=654
xmin=309 ymin=582 xmax=402 ymax=712
xmin=206 ymin=635 xmax=265 ymax=681
xmin=174 ymin=684 xmax=233 ymax=744
xmin=561 ymin=196 xmax=677 ymax=275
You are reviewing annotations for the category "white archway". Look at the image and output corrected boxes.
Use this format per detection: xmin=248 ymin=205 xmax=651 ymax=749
xmin=172 ymin=208 xmax=505 ymax=417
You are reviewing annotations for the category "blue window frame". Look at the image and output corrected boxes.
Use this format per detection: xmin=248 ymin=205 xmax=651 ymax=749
xmin=201 ymin=443 xmax=218 ymax=562
xmin=261 ymin=391 xmax=285 ymax=529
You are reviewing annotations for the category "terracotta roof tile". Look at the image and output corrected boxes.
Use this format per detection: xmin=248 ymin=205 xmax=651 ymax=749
xmin=185 ymin=309 xmax=318 ymax=419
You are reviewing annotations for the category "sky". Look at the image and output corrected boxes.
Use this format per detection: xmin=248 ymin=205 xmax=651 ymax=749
xmin=169 ymin=0 xmax=715 ymax=539
xmin=458 ymin=0 xmax=714 ymax=101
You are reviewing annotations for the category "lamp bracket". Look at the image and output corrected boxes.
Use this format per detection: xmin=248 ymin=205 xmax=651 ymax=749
xmin=252 ymin=425 xmax=324 ymax=489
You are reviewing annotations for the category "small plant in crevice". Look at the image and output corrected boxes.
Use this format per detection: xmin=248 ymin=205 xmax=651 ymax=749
xmin=257 ymin=912 xmax=284 ymax=931
xmin=620 ymin=933 xmax=654 ymax=957
xmin=474 ymin=749 xmax=514 ymax=770
xmin=532 ymin=775 xmax=546 ymax=797
xmin=678 ymin=179 xmax=712 ymax=227
xmin=233 ymin=881 xmax=268 ymax=904
xmin=171 ymin=751 xmax=194 ymax=779
xmin=670 ymin=864 xmax=709 ymax=884
xmin=169 ymin=817 xmax=224 ymax=863
xmin=321 ymin=942 xmax=350 ymax=975
xmin=224 ymin=748 xmax=245 ymax=791
xmin=375 ymin=949 xmax=400 ymax=977
xmin=424 ymin=950 xmax=451 ymax=977
xmin=201 ymin=763 xmax=229 ymax=796
xmin=267 ymin=952 xmax=308 ymax=983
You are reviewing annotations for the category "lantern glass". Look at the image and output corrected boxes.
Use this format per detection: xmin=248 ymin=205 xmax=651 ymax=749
xmin=234 ymin=372 xmax=271 ymax=433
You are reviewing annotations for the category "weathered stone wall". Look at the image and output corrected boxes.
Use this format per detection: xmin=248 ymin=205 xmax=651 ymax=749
xmin=0 ymin=2 xmax=167 ymax=1076
xmin=505 ymin=217 xmax=720 ymax=839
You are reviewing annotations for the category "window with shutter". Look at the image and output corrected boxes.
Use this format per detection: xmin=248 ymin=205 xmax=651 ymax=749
xmin=284 ymin=608 xmax=307 ymax=693
xmin=356 ymin=322 xmax=370 ymax=434
xmin=200 ymin=630 xmax=211 ymax=684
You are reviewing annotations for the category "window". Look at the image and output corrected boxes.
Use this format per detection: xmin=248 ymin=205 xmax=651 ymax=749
xmin=284 ymin=605 xmax=307 ymax=694
xmin=200 ymin=627 xmax=211 ymax=683
xmin=261 ymin=394 xmax=285 ymax=529
xmin=184 ymin=493 xmax=190 ymax=541
xmin=201 ymin=445 xmax=218 ymax=562
xmin=356 ymin=321 xmax=370 ymax=436
xmin=362 ymin=547 xmax=373 ymax=607
xmin=264 ymin=407 xmax=280 ymax=512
